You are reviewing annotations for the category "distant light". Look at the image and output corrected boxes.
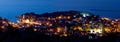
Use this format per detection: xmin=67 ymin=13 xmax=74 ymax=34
xmin=81 ymin=12 xmax=90 ymax=17
xmin=25 ymin=19 xmax=30 ymax=23
xmin=1 ymin=26 xmax=5 ymax=29
xmin=58 ymin=16 xmax=62 ymax=19
xmin=90 ymin=29 xmax=102 ymax=34
xmin=33 ymin=28 xmax=37 ymax=31
xmin=83 ymin=14 xmax=86 ymax=17
xmin=57 ymin=27 xmax=61 ymax=32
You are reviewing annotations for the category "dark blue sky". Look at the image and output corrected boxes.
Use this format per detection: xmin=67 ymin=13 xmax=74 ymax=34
xmin=0 ymin=0 xmax=120 ymax=22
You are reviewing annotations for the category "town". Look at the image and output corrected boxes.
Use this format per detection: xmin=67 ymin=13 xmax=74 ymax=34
xmin=0 ymin=10 xmax=120 ymax=42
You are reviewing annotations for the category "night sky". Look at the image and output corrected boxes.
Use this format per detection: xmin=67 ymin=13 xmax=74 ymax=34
xmin=0 ymin=0 xmax=120 ymax=22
